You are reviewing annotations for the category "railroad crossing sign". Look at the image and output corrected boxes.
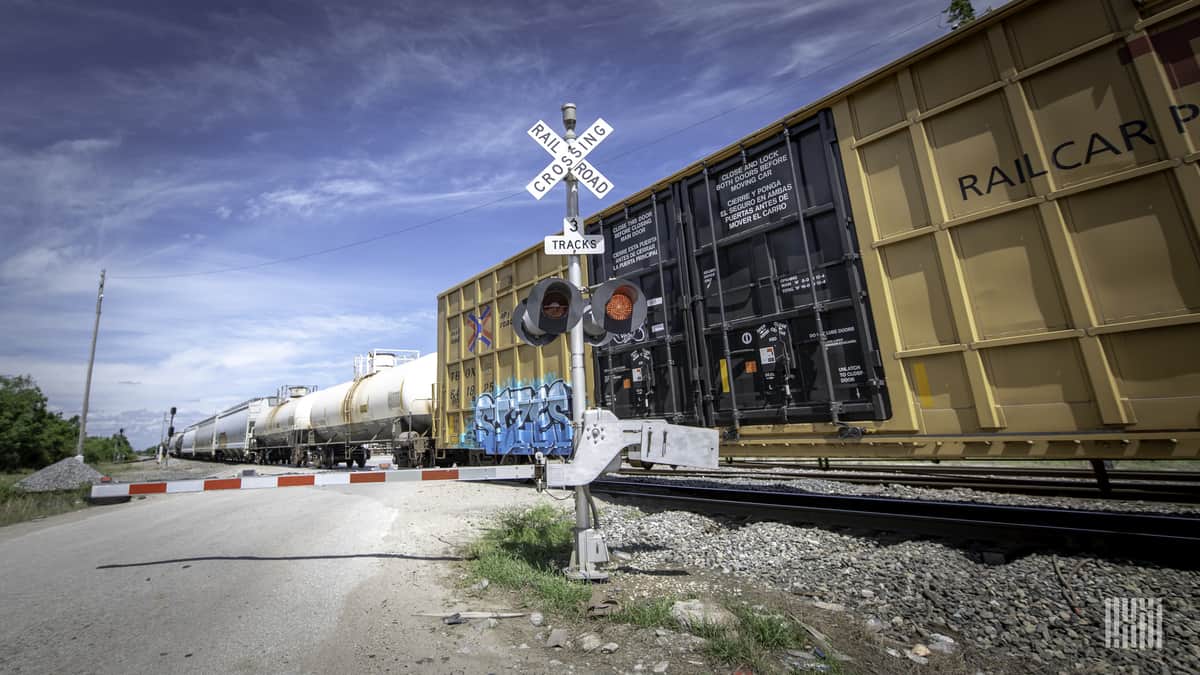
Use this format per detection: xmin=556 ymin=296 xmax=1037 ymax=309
xmin=545 ymin=216 xmax=605 ymax=255
xmin=525 ymin=118 xmax=614 ymax=200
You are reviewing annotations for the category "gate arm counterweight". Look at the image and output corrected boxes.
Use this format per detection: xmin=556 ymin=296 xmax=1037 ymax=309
xmin=546 ymin=408 xmax=719 ymax=488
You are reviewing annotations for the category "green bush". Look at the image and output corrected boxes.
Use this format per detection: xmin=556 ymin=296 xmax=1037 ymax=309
xmin=83 ymin=434 xmax=133 ymax=464
xmin=0 ymin=375 xmax=79 ymax=470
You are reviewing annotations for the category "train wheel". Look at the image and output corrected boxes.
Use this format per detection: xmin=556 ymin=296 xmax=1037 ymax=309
xmin=638 ymin=461 xmax=656 ymax=470
xmin=355 ymin=456 xmax=366 ymax=468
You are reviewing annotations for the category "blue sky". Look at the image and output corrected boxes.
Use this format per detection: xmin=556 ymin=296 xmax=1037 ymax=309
xmin=0 ymin=0 xmax=953 ymax=450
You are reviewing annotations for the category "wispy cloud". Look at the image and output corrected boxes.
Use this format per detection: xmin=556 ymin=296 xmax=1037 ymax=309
xmin=644 ymin=0 xmax=843 ymax=44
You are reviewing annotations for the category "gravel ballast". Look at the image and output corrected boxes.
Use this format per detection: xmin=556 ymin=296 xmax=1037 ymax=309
xmin=600 ymin=502 xmax=1199 ymax=673
xmin=15 ymin=457 xmax=105 ymax=493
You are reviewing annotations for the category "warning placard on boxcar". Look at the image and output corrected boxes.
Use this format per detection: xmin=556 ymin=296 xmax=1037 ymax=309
xmin=780 ymin=271 xmax=827 ymax=295
xmin=807 ymin=312 xmax=866 ymax=386
xmin=610 ymin=209 xmax=659 ymax=273
xmin=714 ymin=149 xmax=795 ymax=233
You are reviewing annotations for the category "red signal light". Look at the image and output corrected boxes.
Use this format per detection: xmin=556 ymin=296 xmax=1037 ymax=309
xmin=541 ymin=290 xmax=571 ymax=320
xmin=605 ymin=287 xmax=634 ymax=321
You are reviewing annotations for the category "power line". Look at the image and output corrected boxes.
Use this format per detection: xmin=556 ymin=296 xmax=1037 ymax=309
xmin=112 ymin=191 xmax=522 ymax=280
xmin=110 ymin=12 xmax=941 ymax=281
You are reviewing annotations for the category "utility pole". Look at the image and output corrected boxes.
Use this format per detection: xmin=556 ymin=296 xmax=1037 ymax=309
xmin=75 ymin=269 xmax=105 ymax=462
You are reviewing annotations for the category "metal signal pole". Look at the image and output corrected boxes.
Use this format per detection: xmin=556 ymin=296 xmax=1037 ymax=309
xmin=75 ymin=269 xmax=105 ymax=462
xmin=563 ymin=103 xmax=587 ymax=453
xmin=562 ymin=103 xmax=606 ymax=581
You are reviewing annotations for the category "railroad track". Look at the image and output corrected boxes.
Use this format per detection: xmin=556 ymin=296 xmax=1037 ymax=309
xmin=589 ymin=479 xmax=1200 ymax=565
xmin=617 ymin=465 xmax=1200 ymax=503
xmin=722 ymin=460 xmax=1200 ymax=482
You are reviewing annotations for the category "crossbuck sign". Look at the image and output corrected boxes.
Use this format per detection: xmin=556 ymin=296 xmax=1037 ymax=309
xmin=525 ymin=118 xmax=614 ymax=200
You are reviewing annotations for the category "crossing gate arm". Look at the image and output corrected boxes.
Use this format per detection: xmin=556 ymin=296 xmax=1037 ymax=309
xmin=89 ymin=409 xmax=719 ymax=499
xmin=89 ymin=465 xmax=535 ymax=499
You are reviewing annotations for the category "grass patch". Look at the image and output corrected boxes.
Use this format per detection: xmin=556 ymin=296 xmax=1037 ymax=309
xmin=607 ymin=596 xmax=679 ymax=628
xmin=689 ymin=604 xmax=841 ymax=675
xmin=465 ymin=504 xmax=591 ymax=615
xmin=92 ymin=460 xmax=151 ymax=477
xmin=0 ymin=474 xmax=92 ymax=528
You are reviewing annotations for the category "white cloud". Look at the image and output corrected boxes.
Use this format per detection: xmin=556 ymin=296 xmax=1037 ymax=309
xmin=47 ymin=137 xmax=122 ymax=154
xmin=319 ymin=178 xmax=383 ymax=197
xmin=0 ymin=245 xmax=75 ymax=281
xmin=248 ymin=188 xmax=325 ymax=216
xmin=242 ymin=169 xmax=523 ymax=219
xmin=644 ymin=0 xmax=842 ymax=45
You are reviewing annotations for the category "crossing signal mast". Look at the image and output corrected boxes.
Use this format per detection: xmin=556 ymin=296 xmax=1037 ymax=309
xmin=518 ymin=104 xmax=715 ymax=581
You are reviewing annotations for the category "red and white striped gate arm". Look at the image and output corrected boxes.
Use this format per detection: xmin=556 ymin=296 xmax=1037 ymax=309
xmin=90 ymin=465 xmax=536 ymax=499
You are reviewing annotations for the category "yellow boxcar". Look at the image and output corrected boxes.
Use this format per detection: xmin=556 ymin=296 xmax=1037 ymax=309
xmin=436 ymin=244 xmax=593 ymax=457
xmin=576 ymin=0 xmax=1200 ymax=460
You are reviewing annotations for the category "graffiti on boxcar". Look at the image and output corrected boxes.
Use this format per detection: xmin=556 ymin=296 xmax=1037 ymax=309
xmin=469 ymin=378 xmax=572 ymax=455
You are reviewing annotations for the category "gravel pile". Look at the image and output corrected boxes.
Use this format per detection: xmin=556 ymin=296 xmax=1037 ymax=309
xmin=15 ymin=457 xmax=105 ymax=493
xmin=613 ymin=473 xmax=1200 ymax=514
xmin=601 ymin=504 xmax=1200 ymax=673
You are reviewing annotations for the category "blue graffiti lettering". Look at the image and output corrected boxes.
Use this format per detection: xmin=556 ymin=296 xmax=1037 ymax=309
xmin=470 ymin=378 xmax=573 ymax=456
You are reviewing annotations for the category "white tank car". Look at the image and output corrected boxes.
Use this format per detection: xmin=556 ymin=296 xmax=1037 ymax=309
xmin=180 ymin=427 xmax=197 ymax=457
xmin=192 ymin=416 xmax=216 ymax=458
xmin=214 ymin=398 xmax=271 ymax=461
xmin=251 ymin=386 xmax=316 ymax=465
xmin=176 ymin=398 xmax=272 ymax=462
xmin=306 ymin=353 xmax=436 ymax=456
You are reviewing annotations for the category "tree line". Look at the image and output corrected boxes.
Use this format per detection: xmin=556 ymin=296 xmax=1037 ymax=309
xmin=0 ymin=375 xmax=133 ymax=470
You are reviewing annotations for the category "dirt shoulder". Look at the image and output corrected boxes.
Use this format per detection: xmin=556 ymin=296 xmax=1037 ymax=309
xmin=311 ymin=482 xmax=578 ymax=674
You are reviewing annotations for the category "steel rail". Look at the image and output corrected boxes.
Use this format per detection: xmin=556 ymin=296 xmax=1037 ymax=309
xmin=589 ymin=479 xmax=1200 ymax=565
xmin=614 ymin=468 xmax=1200 ymax=502
xmin=720 ymin=461 xmax=1200 ymax=482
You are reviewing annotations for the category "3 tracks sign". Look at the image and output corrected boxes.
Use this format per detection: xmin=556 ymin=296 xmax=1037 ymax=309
xmin=544 ymin=216 xmax=604 ymax=255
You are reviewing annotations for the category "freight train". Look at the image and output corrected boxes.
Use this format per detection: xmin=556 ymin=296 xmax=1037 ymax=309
xmin=170 ymin=0 xmax=1199 ymax=466
xmin=170 ymin=350 xmax=444 ymax=468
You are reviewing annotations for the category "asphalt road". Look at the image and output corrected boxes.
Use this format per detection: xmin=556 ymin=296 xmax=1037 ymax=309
xmin=0 ymin=480 xmax=549 ymax=674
